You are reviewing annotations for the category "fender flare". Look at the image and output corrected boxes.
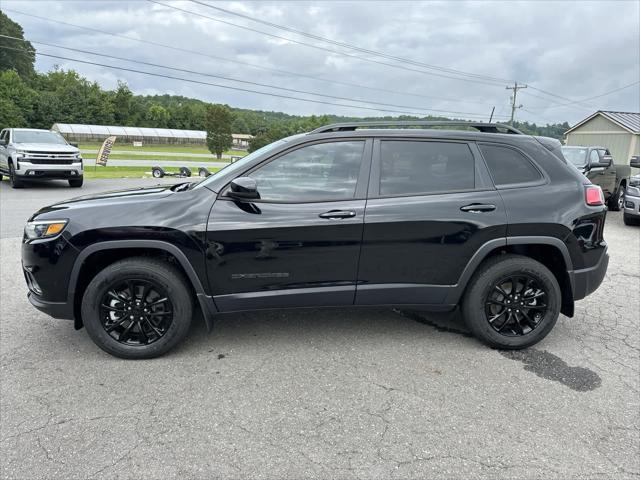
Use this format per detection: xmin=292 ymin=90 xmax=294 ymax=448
xmin=68 ymin=240 xmax=216 ymax=330
xmin=444 ymin=236 xmax=574 ymax=304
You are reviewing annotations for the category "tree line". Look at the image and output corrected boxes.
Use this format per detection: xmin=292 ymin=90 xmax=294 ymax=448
xmin=1 ymin=10 xmax=571 ymax=156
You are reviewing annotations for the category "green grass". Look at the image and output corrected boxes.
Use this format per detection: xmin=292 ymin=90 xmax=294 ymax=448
xmin=78 ymin=143 xmax=246 ymax=157
xmin=104 ymin=153 xmax=232 ymax=162
xmin=83 ymin=166 xmax=220 ymax=179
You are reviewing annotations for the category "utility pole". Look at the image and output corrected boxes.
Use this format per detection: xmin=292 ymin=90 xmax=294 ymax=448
xmin=506 ymin=82 xmax=527 ymax=125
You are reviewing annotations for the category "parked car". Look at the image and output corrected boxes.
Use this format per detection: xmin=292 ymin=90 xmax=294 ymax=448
xmin=22 ymin=121 xmax=609 ymax=359
xmin=0 ymin=128 xmax=83 ymax=188
xmin=623 ymin=156 xmax=640 ymax=226
xmin=561 ymin=146 xmax=629 ymax=211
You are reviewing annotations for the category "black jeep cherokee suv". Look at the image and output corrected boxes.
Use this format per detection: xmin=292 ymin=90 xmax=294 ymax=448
xmin=22 ymin=122 xmax=609 ymax=359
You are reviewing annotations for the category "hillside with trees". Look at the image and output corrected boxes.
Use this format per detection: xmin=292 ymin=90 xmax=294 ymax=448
xmin=0 ymin=11 xmax=570 ymax=149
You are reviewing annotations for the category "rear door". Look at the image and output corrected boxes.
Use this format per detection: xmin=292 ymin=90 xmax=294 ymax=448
xmin=207 ymin=139 xmax=372 ymax=311
xmin=355 ymin=138 xmax=507 ymax=306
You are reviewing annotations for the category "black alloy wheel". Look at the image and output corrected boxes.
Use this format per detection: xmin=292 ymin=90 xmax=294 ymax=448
xmin=82 ymin=257 xmax=193 ymax=359
xmin=100 ymin=279 xmax=173 ymax=346
xmin=484 ymin=274 xmax=548 ymax=336
xmin=462 ymin=254 xmax=561 ymax=349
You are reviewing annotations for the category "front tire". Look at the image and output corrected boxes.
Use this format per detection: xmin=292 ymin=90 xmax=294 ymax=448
xmin=462 ymin=254 xmax=561 ymax=349
xmin=69 ymin=177 xmax=83 ymax=188
xmin=608 ymin=184 xmax=624 ymax=211
xmin=9 ymin=162 xmax=23 ymax=189
xmin=81 ymin=258 xmax=193 ymax=359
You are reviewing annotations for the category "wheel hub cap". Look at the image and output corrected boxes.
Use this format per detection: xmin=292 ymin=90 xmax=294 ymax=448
xmin=484 ymin=274 xmax=548 ymax=337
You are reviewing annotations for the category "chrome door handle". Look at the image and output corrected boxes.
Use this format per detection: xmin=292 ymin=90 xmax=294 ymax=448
xmin=319 ymin=210 xmax=356 ymax=219
xmin=460 ymin=204 xmax=496 ymax=213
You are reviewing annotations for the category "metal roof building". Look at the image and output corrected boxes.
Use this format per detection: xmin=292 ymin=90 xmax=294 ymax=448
xmin=565 ymin=111 xmax=640 ymax=165
xmin=51 ymin=123 xmax=206 ymax=145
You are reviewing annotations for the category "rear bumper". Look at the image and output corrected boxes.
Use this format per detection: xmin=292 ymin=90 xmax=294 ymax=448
xmin=572 ymin=247 xmax=609 ymax=301
xmin=27 ymin=292 xmax=74 ymax=320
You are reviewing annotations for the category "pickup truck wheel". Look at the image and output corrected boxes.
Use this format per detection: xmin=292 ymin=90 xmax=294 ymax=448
xmin=608 ymin=184 xmax=624 ymax=211
xmin=68 ymin=177 xmax=83 ymax=188
xmin=462 ymin=254 xmax=561 ymax=349
xmin=81 ymin=258 xmax=193 ymax=359
xmin=8 ymin=163 xmax=23 ymax=189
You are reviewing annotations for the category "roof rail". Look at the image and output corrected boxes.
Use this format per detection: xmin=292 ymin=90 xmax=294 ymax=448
xmin=309 ymin=121 xmax=524 ymax=135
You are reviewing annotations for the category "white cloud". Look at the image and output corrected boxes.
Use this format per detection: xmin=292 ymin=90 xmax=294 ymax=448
xmin=4 ymin=0 xmax=639 ymax=125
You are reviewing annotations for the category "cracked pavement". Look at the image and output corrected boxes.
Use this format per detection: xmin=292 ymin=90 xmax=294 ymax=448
xmin=1 ymin=179 xmax=639 ymax=479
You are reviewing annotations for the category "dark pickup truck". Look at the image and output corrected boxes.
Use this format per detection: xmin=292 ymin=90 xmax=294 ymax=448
xmin=561 ymin=146 xmax=630 ymax=211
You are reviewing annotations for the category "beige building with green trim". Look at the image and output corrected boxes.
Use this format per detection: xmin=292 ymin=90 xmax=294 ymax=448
xmin=564 ymin=111 xmax=639 ymax=165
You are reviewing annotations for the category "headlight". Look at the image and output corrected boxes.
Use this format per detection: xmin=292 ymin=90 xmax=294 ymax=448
xmin=24 ymin=220 xmax=68 ymax=240
xmin=627 ymin=186 xmax=640 ymax=197
xmin=15 ymin=149 xmax=26 ymax=158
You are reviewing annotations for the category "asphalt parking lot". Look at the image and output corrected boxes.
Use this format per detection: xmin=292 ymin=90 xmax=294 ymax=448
xmin=1 ymin=178 xmax=638 ymax=479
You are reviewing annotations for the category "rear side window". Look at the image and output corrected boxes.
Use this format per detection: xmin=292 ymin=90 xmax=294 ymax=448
xmin=479 ymin=144 xmax=542 ymax=186
xmin=379 ymin=141 xmax=475 ymax=196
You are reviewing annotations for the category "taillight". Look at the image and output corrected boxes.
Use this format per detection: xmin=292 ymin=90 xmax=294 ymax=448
xmin=585 ymin=185 xmax=604 ymax=206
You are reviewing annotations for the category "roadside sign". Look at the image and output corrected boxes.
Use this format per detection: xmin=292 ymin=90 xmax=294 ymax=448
xmin=96 ymin=136 xmax=117 ymax=167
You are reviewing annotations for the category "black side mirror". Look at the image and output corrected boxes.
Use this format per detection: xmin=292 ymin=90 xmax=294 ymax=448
xmin=227 ymin=176 xmax=260 ymax=200
xmin=69 ymin=142 xmax=79 ymax=148
xmin=630 ymin=156 xmax=640 ymax=169
xmin=601 ymin=155 xmax=613 ymax=167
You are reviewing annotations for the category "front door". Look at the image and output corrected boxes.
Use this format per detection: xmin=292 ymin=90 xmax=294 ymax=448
xmin=206 ymin=139 xmax=372 ymax=311
xmin=356 ymin=138 xmax=507 ymax=306
xmin=0 ymin=130 xmax=8 ymax=171
xmin=588 ymin=149 xmax=615 ymax=196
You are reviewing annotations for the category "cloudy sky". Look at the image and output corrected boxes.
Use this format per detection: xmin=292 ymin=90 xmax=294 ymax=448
xmin=3 ymin=0 xmax=639 ymax=125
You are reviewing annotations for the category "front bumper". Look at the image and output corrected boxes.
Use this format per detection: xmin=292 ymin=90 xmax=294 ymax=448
xmin=623 ymin=193 xmax=640 ymax=218
xmin=572 ymin=247 xmax=609 ymax=301
xmin=27 ymin=291 xmax=74 ymax=320
xmin=15 ymin=161 xmax=83 ymax=179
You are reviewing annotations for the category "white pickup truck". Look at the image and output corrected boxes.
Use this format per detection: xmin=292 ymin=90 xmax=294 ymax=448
xmin=0 ymin=128 xmax=83 ymax=188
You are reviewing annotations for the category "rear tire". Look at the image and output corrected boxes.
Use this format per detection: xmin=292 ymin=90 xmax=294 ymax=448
xmin=81 ymin=258 xmax=193 ymax=359
xmin=69 ymin=177 xmax=83 ymax=188
xmin=462 ymin=254 xmax=561 ymax=349
xmin=608 ymin=184 xmax=624 ymax=211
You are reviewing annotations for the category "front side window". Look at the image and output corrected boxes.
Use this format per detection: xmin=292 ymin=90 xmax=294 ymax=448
xmin=589 ymin=150 xmax=601 ymax=164
xmin=248 ymin=141 xmax=365 ymax=202
xmin=379 ymin=141 xmax=475 ymax=196
xmin=561 ymin=147 xmax=588 ymax=166
xmin=479 ymin=144 xmax=542 ymax=186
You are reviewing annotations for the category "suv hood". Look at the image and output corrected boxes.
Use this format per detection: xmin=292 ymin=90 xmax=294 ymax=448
xmin=32 ymin=184 xmax=178 ymax=219
xmin=14 ymin=143 xmax=79 ymax=153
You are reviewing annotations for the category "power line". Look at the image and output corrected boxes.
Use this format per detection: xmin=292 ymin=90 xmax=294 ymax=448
xmin=189 ymin=0 xmax=514 ymax=85
xmin=3 ymin=7 xmax=497 ymax=107
xmin=149 ymin=0 xmax=507 ymax=87
xmin=0 ymin=34 xmax=509 ymax=119
xmin=526 ymin=86 xmax=598 ymax=110
xmin=527 ymin=81 xmax=640 ymax=111
xmin=0 ymin=45 xmax=509 ymax=120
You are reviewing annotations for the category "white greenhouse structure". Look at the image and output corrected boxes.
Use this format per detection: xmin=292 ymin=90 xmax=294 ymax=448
xmin=51 ymin=123 xmax=207 ymax=145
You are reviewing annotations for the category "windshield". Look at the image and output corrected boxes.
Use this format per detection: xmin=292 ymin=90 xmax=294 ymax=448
xmin=193 ymin=134 xmax=304 ymax=190
xmin=561 ymin=147 xmax=588 ymax=166
xmin=13 ymin=130 xmax=68 ymax=145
